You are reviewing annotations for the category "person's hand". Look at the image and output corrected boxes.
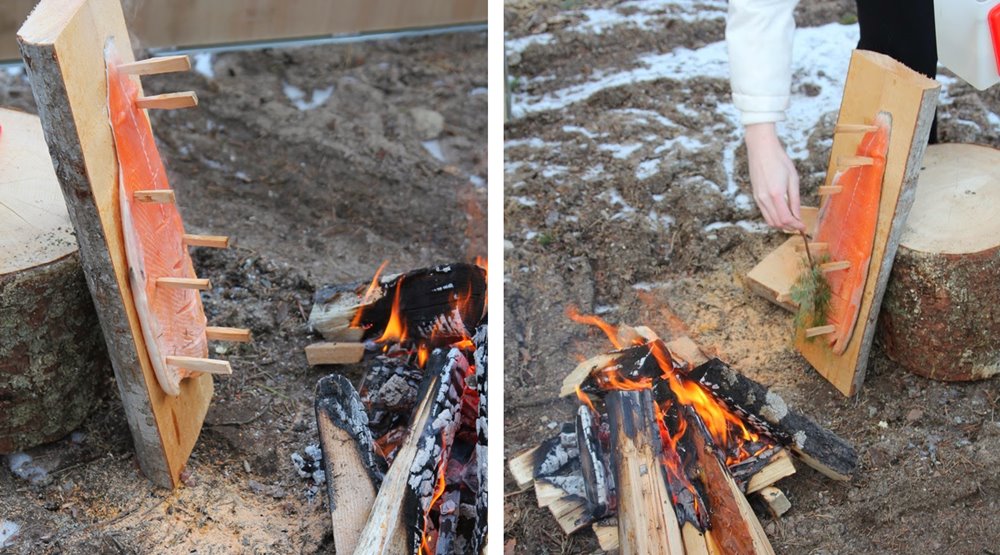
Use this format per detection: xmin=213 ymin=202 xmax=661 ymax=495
xmin=744 ymin=123 xmax=804 ymax=231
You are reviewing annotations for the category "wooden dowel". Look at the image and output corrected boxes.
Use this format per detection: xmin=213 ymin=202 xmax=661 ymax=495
xmin=205 ymin=326 xmax=251 ymax=343
xmin=794 ymin=242 xmax=828 ymax=252
xmin=136 ymin=91 xmax=198 ymax=110
xmin=837 ymin=155 xmax=875 ymax=167
xmin=805 ymin=324 xmax=836 ymax=338
xmin=818 ymin=186 xmax=843 ymax=195
xmin=134 ymin=189 xmax=174 ymax=203
xmin=834 ymin=123 xmax=878 ymax=134
xmin=182 ymin=234 xmax=230 ymax=248
xmin=156 ymin=277 xmax=210 ymax=290
xmin=118 ymin=55 xmax=191 ymax=76
xmin=820 ymin=261 xmax=851 ymax=273
xmin=165 ymin=356 xmax=232 ymax=375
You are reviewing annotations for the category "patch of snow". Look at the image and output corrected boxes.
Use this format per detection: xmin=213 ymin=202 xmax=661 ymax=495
xmin=469 ymin=175 xmax=486 ymax=188
xmin=505 ymin=33 xmax=554 ymax=54
xmin=541 ymin=165 xmax=569 ymax=178
xmin=648 ymin=209 xmax=675 ymax=231
xmin=703 ymin=220 xmax=770 ymax=234
xmin=612 ymin=108 xmax=677 ymax=129
xmin=7 ymin=453 xmax=47 ymax=484
xmin=513 ymin=196 xmax=537 ymax=207
xmin=0 ymin=521 xmax=19 ymax=548
xmin=632 ymin=281 xmax=670 ymax=291
xmin=654 ymin=134 xmax=706 ymax=154
xmin=4 ymin=65 xmax=24 ymax=77
xmin=469 ymin=87 xmax=488 ymax=96
xmin=636 ymin=159 xmax=660 ymax=180
xmin=599 ymin=188 xmax=636 ymax=220
xmin=422 ymin=140 xmax=446 ymax=162
xmin=505 ymin=137 xmax=561 ymax=149
xmin=652 ymin=193 xmax=666 ymax=202
xmin=562 ymin=125 xmax=599 ymax=139
xmin=282 ymin=83 xmax=334 ymax=111
xmin=582 ymin=164 xmax=605 ymax=181
xmin=192 ymin=52 xmax=214 ymax=78
xmin=598 ymin=142 xmax=643 ymax=160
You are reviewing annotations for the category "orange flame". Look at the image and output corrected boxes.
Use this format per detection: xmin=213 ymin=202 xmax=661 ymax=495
xmin=376 ymin=276 xmax=406 ymax=343
xmin=419 ymin=452 xmax=450 ymax=555
xmin=352 ymin=260 xmax=390 ymax=328
xmin=567 ymin=306 xmax=623 ymax=349
xmin=576 ymin=385 xmax=598 ymax=415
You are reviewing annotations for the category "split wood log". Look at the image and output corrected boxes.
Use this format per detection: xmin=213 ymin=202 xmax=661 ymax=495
xmin=878 ymin=143 xmax=1000 ymax=381
xmin=575 ymin=405 xmax=612 ymax=518
xmin=309 ymin=263 xmax=486 ymax=345
xmin=353 ymin=348 xmax=454 ymax=555
xmin=0 ymin=108 xmax=108 ymax=453
xmin=745 ymin=449 xmax=796 ymax=495
xmin=315 ymin=374 xmax=382 ymax=555
xmin=18 ymin=0 xmax=214 ymax=488
xmin=752 ymin=486 xmax=791 ymax=518
xmin=605 ymin=389 xmax=684 ymax=554
xmin=795 ymin=50 xmax=940 ymax=397
xmin=685 ymin=358 xmax=857 ymax=481
xmin=304 ymin=342 xmax=365 ymax=366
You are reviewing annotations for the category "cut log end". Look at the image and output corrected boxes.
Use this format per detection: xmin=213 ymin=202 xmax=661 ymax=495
xmin=305 ymin=342 xmax=365 ymax=366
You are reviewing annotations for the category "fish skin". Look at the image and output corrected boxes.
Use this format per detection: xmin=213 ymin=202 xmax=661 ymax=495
xmin=107 ymin=46 xmax=207 ymax=396
xmin=815 ymin=113 xmax=891 ymax=354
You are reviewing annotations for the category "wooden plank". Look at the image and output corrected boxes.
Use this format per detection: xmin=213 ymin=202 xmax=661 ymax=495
xmin=507 ymin=446 xmax=540 ymax=490
xmin=745 ymin=449 xmax=796 ymax=494
xmin=796 ymin=50 xmax=940 ymax=396
xmin=745 ymin=236 xmax=807 ymax=313
xmin=304 ymin=342 xmax=365 ymax=366
xmin=3 ymin=0 xmax=487 ymax=61
xmin=17 ymin=0 xmax=214 ymax=489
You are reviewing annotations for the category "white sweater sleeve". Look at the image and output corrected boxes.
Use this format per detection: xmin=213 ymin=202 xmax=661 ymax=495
xmin=726 ymin=0 xmax=799 ymax=125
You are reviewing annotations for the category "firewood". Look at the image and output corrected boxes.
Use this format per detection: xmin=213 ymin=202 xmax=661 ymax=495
xmin=308 ymin=263 xmax=486 ymax=344
xmin=575 ymin=405 xmax=611 ymax=518
xmin=879 ymin=143 xmax=1000 ymax=381
xmin=507 ymin=446 xmax=540 ymax=491
xmin=560 ymin=352 xmax=618 ymax=397
xmin=685 ymin=358 xmax=858 ymax=481
xmin=745 ymin=449 xmax=796 ymax=494
xmin=353 ymin=349 xmax=456 ymax=555
xmin=752 ymin=486 xmax=791 ymax=518
xmin=605 ymin=389 xmax=685 ymax=555
xmin=315 ymin=374 xmax=382 ymax=555
xmin=0 ymin=108 xmax=107 ymax=453
xmin=304 ymin=342 xmax=365 ymax=366
xmin=592 ymin=519 xmax=619 ymax=552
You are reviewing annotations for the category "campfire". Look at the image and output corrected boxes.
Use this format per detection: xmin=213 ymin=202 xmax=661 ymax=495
xmin=309 ymin=262 xmax=487 ymax=555
xmin=510 ymin=312 xmax=857 ymax=554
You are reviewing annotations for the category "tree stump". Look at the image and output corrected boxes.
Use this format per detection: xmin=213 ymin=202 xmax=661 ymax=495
xmin=878 ymin=143 xmax=1000 ymax=381
xmin=0 ymin=108 xmax=108 ymax=453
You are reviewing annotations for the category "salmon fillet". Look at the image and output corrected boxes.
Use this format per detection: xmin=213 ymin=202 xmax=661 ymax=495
xmin=107 ymin=49 xmax=207 ymax=396
xmin=814 ymin=113 xmax=890 ymax=354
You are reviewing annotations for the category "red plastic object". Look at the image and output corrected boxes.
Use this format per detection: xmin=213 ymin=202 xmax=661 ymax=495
xmin=990 ymin=3 xmax=1000 ymax=75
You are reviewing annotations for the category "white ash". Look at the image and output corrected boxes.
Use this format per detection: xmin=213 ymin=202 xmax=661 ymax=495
xmin=379 ymin=374 xmax=418 ymax=409
xmin=290 ymin=444 xmax=326 ymax=485
xmin=793 ymin=431 xmax=808 ymax=450
xmin=543 ymin=474 xmax=586 ymax=498
xmin=536 ymin=439 xmax=579 ymax=477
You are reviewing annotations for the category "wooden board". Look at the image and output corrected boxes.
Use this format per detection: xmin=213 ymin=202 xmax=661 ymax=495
xmin=1 ymin=0 xmax=486 ymax=61
xmin=745 ymin=236 xmax=806 ymax=313
xmin=794 ymin=50 xmax=939 ymax=396
xmin=17 ymin=0 xmax=212 ymax=488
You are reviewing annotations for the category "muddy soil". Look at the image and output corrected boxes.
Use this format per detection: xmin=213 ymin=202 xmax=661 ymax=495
xmin=0 ymin=30 xmax=485 ymax=554
xmin=503 ymin=1 xmax=1000 ymax=554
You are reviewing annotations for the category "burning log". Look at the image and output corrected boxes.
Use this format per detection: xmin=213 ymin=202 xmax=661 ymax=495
xmin=314 ymin=374 xmax=385 ymax=554
xmin=308 ymin=263 xmax=486 ymax=345
xmin=685 ymin=358 xmax=857 ymax=481
xmin=575 ymin=405 xmax=613 ymax=519
xmin=472 ymin=323 xmax=488 ymax=554
xmin=604 ymin=389 xmax=685 ymax=554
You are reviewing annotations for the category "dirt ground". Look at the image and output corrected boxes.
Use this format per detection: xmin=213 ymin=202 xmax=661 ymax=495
xmin=0 ymin=29 xmax=485 ymax=554
xmin=504 ymin=1 xmax=1000 ymax=554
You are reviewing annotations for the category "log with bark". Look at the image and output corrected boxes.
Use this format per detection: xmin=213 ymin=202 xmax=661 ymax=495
xmin=308 ymin=263 xmax=486 ymax=344
xmin=0 ymin=107 xmax=108 ymax=453
xmin=878 ymin=143 xmax=1000 ymax=381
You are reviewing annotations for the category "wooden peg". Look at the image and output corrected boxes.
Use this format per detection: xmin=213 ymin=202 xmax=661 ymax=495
xmin=182 ymin=234 xmax=230 ymax=248
xmin=157 ymin=277 xmax=210 ymax=290
xmin=136 ymin=91 xmax=198 ymax=110
xmin=205 ymin=326 xmax=251 ymax=343
xmin=837 ymin=155 xmax=875 ymax=167
xmin=118 ymin=55 xmax=191 ymax=76
xmin=818 ymin=186 xmax=843 ymax=196
xmin=134 ymin=189 xmax=175 ymax=203
xmin=805 ymin=324 xmax=836 ymax=338
xmin=834 ymin=123 xmax=878 ymax=134
xmin=165 ymin=356 xmax=232 ymax=375
xmin=776 ymin=293 xmax=792 ymax=304
xmin=794 ymin=242 xmax=828 ymax=253
xmin=820 ymin=261 xmax=851 ymax=272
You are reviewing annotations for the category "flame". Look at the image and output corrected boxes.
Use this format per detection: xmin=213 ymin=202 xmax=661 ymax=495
xmin=576 ymin=385 xmax=599 ymax=415
xmin=352 ymin=260 xmax=390 ymax=328
xmin=417 ymin=344 xmax=430 ymax=368
xmin=376 ymin=276 xmax=406 ymax=343
xmin=567 ymin=306 xmax=623 ymax=349
xmin=419 ymin=450 xmax=450 ymax=555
